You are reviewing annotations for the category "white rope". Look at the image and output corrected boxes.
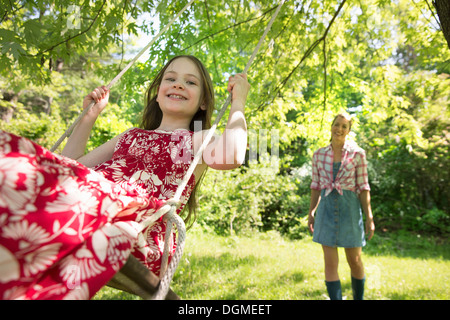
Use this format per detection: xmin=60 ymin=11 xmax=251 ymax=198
xmin=47 ymin=0 xmax=195 ymax=299
xmin=152 ymin=208 xmax=186 ymax=300
xmin=148 ymin=0 xmax=286 ymax=300
xmin=50 ymin=0 xmax=195 ymax=152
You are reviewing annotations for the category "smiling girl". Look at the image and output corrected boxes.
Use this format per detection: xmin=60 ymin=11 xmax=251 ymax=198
xmin=0 ymin=55 xmax=250 ymax=299
xmin=307 ymin=113 xmax=375 ymax=300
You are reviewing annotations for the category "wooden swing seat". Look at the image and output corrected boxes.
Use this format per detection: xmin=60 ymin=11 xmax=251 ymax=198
xmin=107 ymin=255 xmax=180 ymax=300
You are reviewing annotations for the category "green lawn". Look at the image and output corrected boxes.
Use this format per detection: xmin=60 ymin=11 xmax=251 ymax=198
xmin=94 ymin=228 xmax=449 ymax=300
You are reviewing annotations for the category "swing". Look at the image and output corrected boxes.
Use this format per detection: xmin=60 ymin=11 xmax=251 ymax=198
xmin=50 ymin=0 xmax=285 ymax=300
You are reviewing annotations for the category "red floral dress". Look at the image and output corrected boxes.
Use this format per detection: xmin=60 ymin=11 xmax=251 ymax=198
xmin=0 ymin=128 xmax=195 ymax=299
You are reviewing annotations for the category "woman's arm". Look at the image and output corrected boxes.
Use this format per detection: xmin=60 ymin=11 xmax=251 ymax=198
xmin=355 ymin=150 xmax=374 ymax=240
xmin=359 ymin=190 xmax=375 ymax=240
xmin=201 ymin=74 xmax=250 ymax=170
xmin=61 ymin=86 xmax=110 ymax=160
xmin=308 ymin=189 xmax=321 ymax=233
xmin=308 ymin=151 xmax=322 ymax=233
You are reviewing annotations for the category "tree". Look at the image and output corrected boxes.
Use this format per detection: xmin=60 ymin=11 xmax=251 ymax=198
xmin=434 ymin=0 xmax=450 ymax=49
xmin=1 ymin=0 xmax=449 ymax=235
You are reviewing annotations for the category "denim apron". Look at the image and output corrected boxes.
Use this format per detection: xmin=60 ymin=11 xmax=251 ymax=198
xmin=313 ymin=162 xmax=366 ymax=248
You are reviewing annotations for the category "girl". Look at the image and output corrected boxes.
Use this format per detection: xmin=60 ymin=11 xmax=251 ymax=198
xmin=0 ymin=55 xmax=250 ymax=299
xmin=308 ymin=113 xmax=375 ymax=300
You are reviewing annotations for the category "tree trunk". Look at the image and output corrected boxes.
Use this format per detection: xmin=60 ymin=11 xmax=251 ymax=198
xmin=434 ymin=0 xmax=450 ymax=50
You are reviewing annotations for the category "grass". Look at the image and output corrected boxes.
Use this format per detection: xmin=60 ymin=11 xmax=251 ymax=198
xmin=94 ymin=227 xmax=449 ymax=300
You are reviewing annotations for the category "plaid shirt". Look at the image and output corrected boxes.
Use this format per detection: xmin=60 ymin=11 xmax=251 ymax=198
xmin=310 ymin=141 xmax=370 ymax=196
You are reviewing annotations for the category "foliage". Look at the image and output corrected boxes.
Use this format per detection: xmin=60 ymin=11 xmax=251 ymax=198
xmin=86 ymin=103 xmax=135 ymax=152
xmin=1 ymin=0 xmax=449 ymax=237
xmin=197 ymin=157 xmax=310 ymax=237
xmin=0 ymin=103 xmax=65 ymax=149
xmin=358 ymin=69 xmax=450 ymax=234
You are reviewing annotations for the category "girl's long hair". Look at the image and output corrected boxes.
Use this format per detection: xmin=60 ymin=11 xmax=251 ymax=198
xmin=140 ymin=55 xmax=215 ymax=228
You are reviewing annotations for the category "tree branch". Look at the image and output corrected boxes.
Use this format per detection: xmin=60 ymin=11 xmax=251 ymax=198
xmin=25 ymin=0 xmax=107 ymax=58
xmin=433 ymin=0 xmax=450 ymax=50
xmin=0 ymin=2 xmax=25 ymax=24
xmin=320 ymin=38 xmax=327 ymax=131
xmin=118 ymin=0 xmax=128 ymax=71
xmin=256 ymin=0 xmax=347 ymax=112
xmin=181 ymin=5 xmax=278 ymax=52
xmin=257 ymin=1 xmax=304 ymax=76
xmin=423 ymin=0 xmax=441 ymax=29
xmin=203 ymin=0 xmax=219 ymax=79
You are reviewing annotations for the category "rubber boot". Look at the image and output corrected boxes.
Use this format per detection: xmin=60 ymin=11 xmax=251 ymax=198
xmin=351 ymin=276 xmax=365 ymax=300
xmin=325 ymin=280 xmax=342 ymax=300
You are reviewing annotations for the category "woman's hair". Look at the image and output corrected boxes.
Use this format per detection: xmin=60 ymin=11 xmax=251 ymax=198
xmin=329 ymin=112 xmax=353 ymax=142
xmin=331 ymin=112 xmax=353 ymax=130
xmin=140 ymin=55 xmax=215 ymax=228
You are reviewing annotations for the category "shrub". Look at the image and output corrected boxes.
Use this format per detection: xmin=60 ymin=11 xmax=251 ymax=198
xmin=196 ymin=157 xmax=312 ymax=238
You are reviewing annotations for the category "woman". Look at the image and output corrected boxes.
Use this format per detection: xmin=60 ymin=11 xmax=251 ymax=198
xmin=308 ymin=113 xmax=375 ymax=300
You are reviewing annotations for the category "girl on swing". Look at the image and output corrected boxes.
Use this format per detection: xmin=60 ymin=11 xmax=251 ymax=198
xmin=0 ymin=55 xmax=250 ymax=299
xmin=308 ymin=113 xmax=375 ymax=300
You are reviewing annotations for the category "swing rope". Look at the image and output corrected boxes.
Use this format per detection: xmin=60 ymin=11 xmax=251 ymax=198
xmin=49 ymin=0 xmax=195 ymax=153
xmin=147 ymin=0 xmax=286 ymax=300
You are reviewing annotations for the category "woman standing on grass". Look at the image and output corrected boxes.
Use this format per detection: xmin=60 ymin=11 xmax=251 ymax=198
xmin=308 ymin=113 xmax=375 ymax=300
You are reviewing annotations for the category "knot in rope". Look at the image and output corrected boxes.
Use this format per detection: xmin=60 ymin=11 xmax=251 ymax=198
xmin=164 ymin=198 xmax=181 ymax=209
